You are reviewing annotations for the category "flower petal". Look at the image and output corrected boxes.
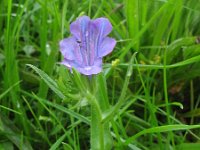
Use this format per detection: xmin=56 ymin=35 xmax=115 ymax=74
xmin=98 ymin=37 xmax=116 ymax=57
xmin=87 ymin=22 xmax=99 ymax=65
xmin=60 ymin=36 xmax=83 ymax=64
xmin=59 ymin=37 xmax=77 ymax=60
xmin=92 ymin=18 xmax=113 ymax=38
xmin=61 ymin=58 xmax=102 ymax=75
xmin=70 ymin=16 xmax=90 ymax=40
xmin=77 ymin=58 xmax=102 ymax=75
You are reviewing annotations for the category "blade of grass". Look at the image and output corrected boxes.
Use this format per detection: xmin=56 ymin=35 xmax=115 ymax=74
xmin=125 ymin=0 xmax=140 ymax=50
xmin=125 ymin=124 xmax=200 ymax=145
xmin=0 ymin=105 xmax=21 ymax=115
xmin=119 ymin=1 xmax=173 ymax=59
xmin=0 ymin=81 xmax=21 ymax=100
xmin=38 ymin=0 xmax=60 ymax=101
xmin=50 ymin=132 xmax=68 ymax=150
xmin=22 ymin=96 xmax=51 ymax=145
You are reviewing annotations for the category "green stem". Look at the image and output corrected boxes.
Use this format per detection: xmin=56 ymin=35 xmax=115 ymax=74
xmin=86 ymin=92 xmax=104 ymax=150
xmin=96 ymin=74 xmax=113 ymax=149
xmin=72 ymin=69 xmax=105 ymax=149
xmin=91 ymin=105 xmax=104 ymax=150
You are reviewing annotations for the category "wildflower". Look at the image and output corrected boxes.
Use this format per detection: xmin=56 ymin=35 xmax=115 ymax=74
xmin=60 ymin=16 xmax=116 ymax=75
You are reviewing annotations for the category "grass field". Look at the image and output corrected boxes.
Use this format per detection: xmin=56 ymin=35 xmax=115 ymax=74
xmin=1 ymin=0 xmax=200 ymax=149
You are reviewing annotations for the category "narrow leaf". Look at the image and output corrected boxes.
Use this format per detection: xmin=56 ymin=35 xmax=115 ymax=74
xmin=27 ymin=64 xmax=65 ymax=99
xmin=125 ymin=124 xmax=200 ymax=145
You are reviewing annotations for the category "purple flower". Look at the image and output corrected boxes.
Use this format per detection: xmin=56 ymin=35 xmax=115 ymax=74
xmin=59 ymin=16 xmax=116 ymax=75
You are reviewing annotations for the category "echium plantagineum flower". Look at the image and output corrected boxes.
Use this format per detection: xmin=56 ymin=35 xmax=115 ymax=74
xmin=59 ymin=16 xmax=116 ymax=75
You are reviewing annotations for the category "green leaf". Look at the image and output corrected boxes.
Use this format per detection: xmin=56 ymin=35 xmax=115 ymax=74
xmin=125 ymin=0 xmax=140 ymax=50
xmin=0 ymin=81 xmax=21 ymax=100
xmin=32 ymin=94 xmax=90 ymax=125
xmin=167 ymin=37 xmax=196 ymax=64
xmin=71 ymin=68 xmax=86 ymax=93
xmin=62 ymin=142 xmax=73 ymax=150
xmin=125 ymin=124 xmax=200 ymax=145
xmin=0 ymin=105 xmax=21 ymax=115
xmin=50 ymin=132 xmax=68 ymax=150
xmin=176 ymin=143 xmax=200 ymax=150
xmin=26 ymin=64 xmax=65 ymax=99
